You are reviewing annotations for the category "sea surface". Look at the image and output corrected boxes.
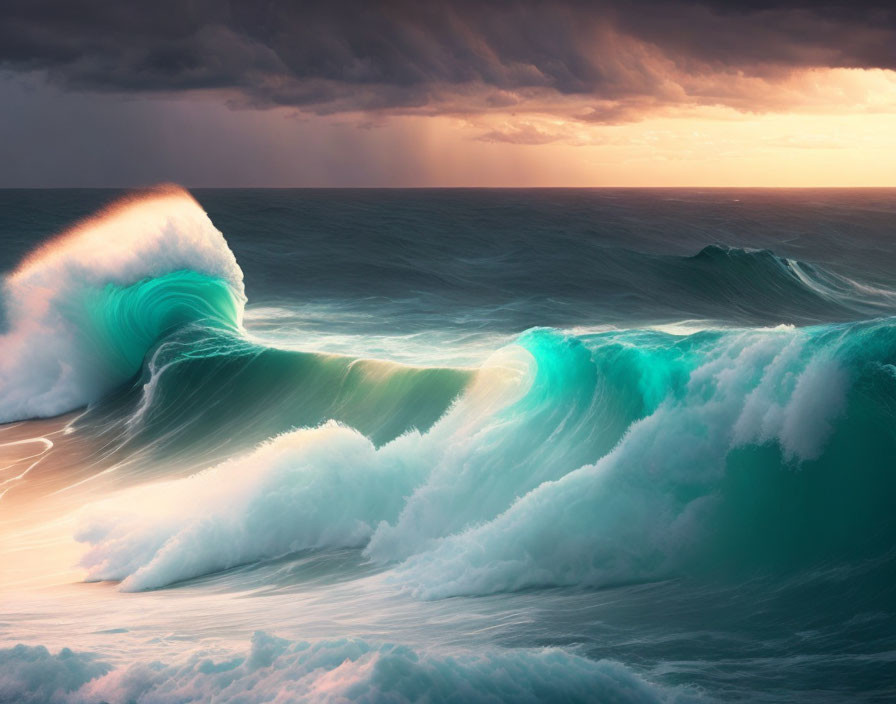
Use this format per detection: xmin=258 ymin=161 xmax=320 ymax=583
xmin=1 ymin=187 xmax=895 ymax=702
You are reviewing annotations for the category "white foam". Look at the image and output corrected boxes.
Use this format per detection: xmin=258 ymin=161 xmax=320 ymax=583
xmin=396 ymin=331 xmax=850 ymax=598
xmin=77 ymin=346 xmax=533 ymax=591
xmin=0 ymin=635 xmax=690 ymax=704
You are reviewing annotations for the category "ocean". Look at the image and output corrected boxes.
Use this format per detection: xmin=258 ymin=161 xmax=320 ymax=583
xmin=1 ymin=187 xmax=895 ymax=702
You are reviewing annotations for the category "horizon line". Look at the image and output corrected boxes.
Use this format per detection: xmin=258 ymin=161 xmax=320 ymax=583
xmin=2 ymin=185 xmax=896 ymax=190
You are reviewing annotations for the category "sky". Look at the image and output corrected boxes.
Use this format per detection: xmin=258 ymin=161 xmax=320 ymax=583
xmin=1 ymin=0 xmax=895 ymax=187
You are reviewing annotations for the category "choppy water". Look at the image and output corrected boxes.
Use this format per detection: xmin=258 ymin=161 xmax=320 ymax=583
xmin=1 ymin=187 xmax=895 ymax=702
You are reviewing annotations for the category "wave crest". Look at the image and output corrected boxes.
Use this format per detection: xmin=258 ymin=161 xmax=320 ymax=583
xmin=0 ymin=186 xmax=245 ymax=422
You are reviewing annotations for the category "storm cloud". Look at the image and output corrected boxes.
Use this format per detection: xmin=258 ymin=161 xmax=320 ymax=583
xmin=2 ymin=0 xmax=895 ymax=118
xmin=2 ymin=1 xmax=894 ymax=187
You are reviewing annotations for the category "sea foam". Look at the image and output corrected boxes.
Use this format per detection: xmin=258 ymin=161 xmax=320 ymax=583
xmin=0 ymin=635 xmax=693 ymax=704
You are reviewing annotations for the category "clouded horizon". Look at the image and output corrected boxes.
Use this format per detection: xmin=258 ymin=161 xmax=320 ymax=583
xmin=2 ymin=0 xmax=895 ymax=186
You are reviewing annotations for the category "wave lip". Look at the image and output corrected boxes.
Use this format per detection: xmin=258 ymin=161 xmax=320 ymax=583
xmin=0 ymin=185 xmax=245 ymax=423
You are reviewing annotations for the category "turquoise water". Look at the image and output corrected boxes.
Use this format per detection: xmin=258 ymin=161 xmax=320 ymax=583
xmin=1 ymin=188 xmax=895 ymax=702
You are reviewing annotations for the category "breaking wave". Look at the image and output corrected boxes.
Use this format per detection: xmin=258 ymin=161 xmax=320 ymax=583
xmin=2 ymin=187 xmax=895 ymax=602
xmin=0 ymin=185 xmax=244 ymax=422
xmin=77 ymin=323 xmax=896 ymax=596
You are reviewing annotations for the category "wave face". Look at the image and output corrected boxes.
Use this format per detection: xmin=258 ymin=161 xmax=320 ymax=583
xmin=118 ymin=333 xmax=471 ymax=461
xmin=0 ymin=186 xmax=244 ymax=422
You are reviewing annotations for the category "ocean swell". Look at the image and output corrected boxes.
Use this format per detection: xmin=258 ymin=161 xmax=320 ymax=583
xmin=664 ymin=244 xmax=896 ymax=322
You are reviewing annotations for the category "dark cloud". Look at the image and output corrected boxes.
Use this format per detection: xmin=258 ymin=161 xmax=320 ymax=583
xmin=1 ymin=0 xmax=894 ymax=118
xmin=477 ymin=125 xmax=562 ymax=145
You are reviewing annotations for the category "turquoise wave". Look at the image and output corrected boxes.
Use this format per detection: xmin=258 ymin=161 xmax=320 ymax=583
xmin=119 ymin=332 xmax=470 ymax=469
xmin=395 ymin=321 xmax=896 ymax=597
xmin=73 ymin=270 xmax=243 ymax=387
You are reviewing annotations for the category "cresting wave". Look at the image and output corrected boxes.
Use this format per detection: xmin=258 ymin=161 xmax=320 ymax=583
xmin=0 ymin=185 xmax=245 ymax=422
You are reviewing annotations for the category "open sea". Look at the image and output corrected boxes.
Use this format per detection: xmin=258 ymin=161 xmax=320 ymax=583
xmin=1 ymin=187 xmax=895 ymax=702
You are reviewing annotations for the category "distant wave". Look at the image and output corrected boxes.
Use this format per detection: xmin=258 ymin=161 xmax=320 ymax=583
xmin=684 ymin=244 xmax=896 ymax=317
